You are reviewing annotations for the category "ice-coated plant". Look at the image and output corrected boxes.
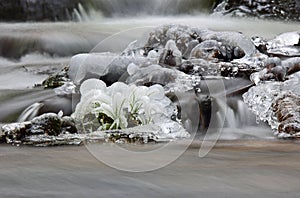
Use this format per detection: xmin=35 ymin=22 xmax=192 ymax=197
xmin=72 ymin=79 xmax=176 ymax=132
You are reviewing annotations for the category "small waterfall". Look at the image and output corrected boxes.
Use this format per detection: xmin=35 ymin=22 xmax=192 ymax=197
xmin=236 ymin=99 xmax=256 ymax=126
xmin=200 ymin=92 xmax=260 ymax=129
xmin=17 ymin=103 xmax=44 ymax=122
xmin=72 ymin=3 xmax=91 ymax=22
xmin=223 ymin=97 xmax=257 ymax=128
xmin=225 ymin=106 xmax=237 ymax=128
xmin=204 ymin=96 xmax=272 ymax=140
xmin=211 ymin=97 xmax=238 ymax=129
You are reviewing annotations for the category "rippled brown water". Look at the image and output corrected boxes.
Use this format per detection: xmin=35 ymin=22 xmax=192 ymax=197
xmin=1 ymin=140 xmax=300 ymax=197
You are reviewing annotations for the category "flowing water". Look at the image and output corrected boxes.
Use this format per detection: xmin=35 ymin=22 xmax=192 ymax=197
xmin=1 ymin=5 xmax=300 ymax=197
xmin=1 ymin=16 xmax=298 ymax=132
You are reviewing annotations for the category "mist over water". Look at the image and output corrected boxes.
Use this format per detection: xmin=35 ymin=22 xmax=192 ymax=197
xmin=89 ymin=0 xmax=217 ymax=16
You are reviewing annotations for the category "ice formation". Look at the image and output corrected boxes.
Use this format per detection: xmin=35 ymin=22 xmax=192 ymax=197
xmin=72 ymin=79 xmax=189 ymax=139
xmin=243 ymin=76 xmax=300 ymax=138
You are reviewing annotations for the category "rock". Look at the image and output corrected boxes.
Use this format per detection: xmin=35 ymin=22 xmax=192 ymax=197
xmin=183 ymin=40 xmax=200 ymax=59
xmin=250 ymin=57 xmax=300 ymax=83
xmin=100 ymin=55 xmax=155 ymax=86
xmin=214 ymin=0 xmax=300 ymax=21
xmin=287 ymin=63 xmax=300 ymax=75
xmin=177 ymin=61 xmax=197 ymax=75
xmin=282 ymin=57 xmax=300 ymax=76
xmin=269 ymin=32 xmax=300 ymax=47
xmin=194 ymin=29 xmax=256 ymax=56
xmin=198 ymin=95 xmax=212 ymax=129
xmin=145 ymin=25 xmax=195 ymax=55
xmin=251 ymin=32 xmax=300 ymax=57
xmin=262 ymin=57 xmax=287 ymax=82
xmin=251 ymin=36 xmax=268 ymax=54
xmin=1 ymin=113 xmax=77 ymax=144
xmin=69 ymin=53 xmax=157 ymax=86
xmin=69 ymin=53 xmax=118 ymax=85
xmin=270 ymin=66 xmax=286 ymax=81
xmin=62 ymin=116 xmax=78 ymax=134
xmin=1 ymin=122 xmax=31 ymax=144
xmin=272 ymin=93 xmax=300 ymax=136
xmin=267 ymin=32 xmax=300 ymax=57
xmin=243 ymin=74 xmax=300 ymax=138
xmin=220 ymin=62 xmax=258 ymax=78
xmin=126 ymin=64 xmax=178 ymax=86
xmin=42 ymin=66 xmax=71 ymax=88
xmin=22 ymin=133 xmax=85 ymax=146
xmin=145 ymin=25 xmax=255 ymax=59
xmin=158 ymin=40 xmax=182 ymax=67
xmin=190 ymin=40 xmax=222 ymax=60
xmin=190 ymin=40 xmax=245 ymax=61
xmin=29 ymin=113 xmax=62 ymax=136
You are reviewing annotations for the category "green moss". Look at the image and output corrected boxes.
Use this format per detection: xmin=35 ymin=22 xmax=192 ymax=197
xmin=42 ymin=66 xmax=70 ymax=88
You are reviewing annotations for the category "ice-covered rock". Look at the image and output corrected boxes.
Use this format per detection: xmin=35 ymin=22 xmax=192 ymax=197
xmin=69 ymin=52 xmax=118 ymax=85
xmin=194 ymin=29 xmax=256 ymax=57
xmin=243 ymin=76 xmax=300 ymax=138
xmin=267 ymin=32 xmax=300 ymax=57
xmin=158 ymin=40 xmax=182 ymax=67
xmin=249 ymin=57 xmax=300 ymax=84
xmin=126 ymin=64 xmax=178 ymax=86
xmin=190 ymin=40 xmax=245 ymax=62
xmin=272 ymin=93 xmax=300 ymax=137
xmin=145 ymin=25 xmax=194 ymax=55
xmin=69 ymin=52 xmax=158 ymax=86
xmin=146 ymin=25 xmax=256 ymax=58
xmin=269 ymin=32 xmax=300 ymax=48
